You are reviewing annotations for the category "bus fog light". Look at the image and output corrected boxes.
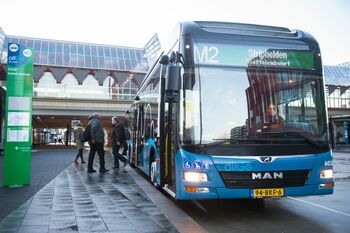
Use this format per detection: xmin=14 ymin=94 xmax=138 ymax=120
xmin=318 ymin=182 xmax=334 ymax=189
xmin=196 ymin=187 xmax=209 ymax=193
xmin=183 ymin=172 xmax=208 ymax=182
xmin=320 ymin=169 xmax=333 ymax=179
xmin=184 ymin=186 xmax=210 ymax=193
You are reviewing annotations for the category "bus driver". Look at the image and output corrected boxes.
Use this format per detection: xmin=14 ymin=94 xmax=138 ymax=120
xmin=263 ymin=103 xmax=284 ymax=129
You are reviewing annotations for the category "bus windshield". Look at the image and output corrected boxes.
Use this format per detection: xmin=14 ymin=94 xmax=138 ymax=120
xmin=181 ymin=66 xmax=328 ymax=146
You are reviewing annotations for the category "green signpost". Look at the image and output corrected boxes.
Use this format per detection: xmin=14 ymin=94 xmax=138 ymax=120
xmin=3 ymin=43 xmax=33 ymax=186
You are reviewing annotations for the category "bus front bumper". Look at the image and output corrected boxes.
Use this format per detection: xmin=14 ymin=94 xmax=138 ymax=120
xmin=176 ymin=184 xmax=334 ymax=200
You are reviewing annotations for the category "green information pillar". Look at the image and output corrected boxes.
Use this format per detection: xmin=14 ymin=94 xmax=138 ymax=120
xmin=3 ymin=43 xmax=34 ymax=186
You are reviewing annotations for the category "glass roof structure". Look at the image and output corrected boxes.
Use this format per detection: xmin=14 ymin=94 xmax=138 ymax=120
xmin=337 ymin=61 xmax=350 ymax=67
xmin=0 ymin=27 xmax=5 ymax=62
xmin=2 ymin=35 xmax=149 ymax=72
xmin=324 ymin=65 xmax=350 ymax=86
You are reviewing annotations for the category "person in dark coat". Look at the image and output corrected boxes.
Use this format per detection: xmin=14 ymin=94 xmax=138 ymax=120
xmin=86 ymin=112 xmax=109 ymax=174
xmin=111 ymin=116 xmax=128 ymax=169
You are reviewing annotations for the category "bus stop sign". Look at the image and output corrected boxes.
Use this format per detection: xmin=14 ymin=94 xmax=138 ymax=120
xmin=3 ymin=43 xmax=34 ymax=186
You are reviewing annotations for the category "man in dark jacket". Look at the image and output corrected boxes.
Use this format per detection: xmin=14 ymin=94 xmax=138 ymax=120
xmin=111 ymin=116 xmax=128 ymax=168
xmin=86 ymin=112 xmax=109 ymax=174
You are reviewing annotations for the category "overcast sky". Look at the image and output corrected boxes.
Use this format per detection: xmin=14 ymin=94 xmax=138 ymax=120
xmin=1 ymin=0 xmax=349 ymax=65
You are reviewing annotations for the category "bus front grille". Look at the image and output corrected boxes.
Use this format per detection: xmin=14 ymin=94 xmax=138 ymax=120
xmin=219 ymin=170 xmax=310 ymax=188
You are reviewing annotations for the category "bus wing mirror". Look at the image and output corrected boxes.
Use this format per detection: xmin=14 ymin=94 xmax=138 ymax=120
xmin=165 ymin=65 xmax=180 ymax=103
xmin=159 ymin=54 xmax=169 ymax=65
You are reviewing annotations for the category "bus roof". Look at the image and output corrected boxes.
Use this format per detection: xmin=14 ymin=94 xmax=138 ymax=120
xmin=180 ymin=21 xmax=319 ymax=49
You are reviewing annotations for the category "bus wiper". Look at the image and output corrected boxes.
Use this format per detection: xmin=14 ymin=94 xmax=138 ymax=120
xmin=258 ymin=131 xmax=328 ymax=148
xmin=207 ymin=138 xmax=270 ymax=146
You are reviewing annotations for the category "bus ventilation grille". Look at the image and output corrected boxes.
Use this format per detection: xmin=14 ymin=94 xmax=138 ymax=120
xmin=219 ymin=170 xmax=310 ymax=188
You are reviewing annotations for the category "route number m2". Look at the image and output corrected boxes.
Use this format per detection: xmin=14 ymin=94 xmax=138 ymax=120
xmin=194 ymin=45 xmax=219 ymax=64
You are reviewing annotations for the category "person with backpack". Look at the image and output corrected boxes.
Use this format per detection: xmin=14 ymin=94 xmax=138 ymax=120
xmin=73 ymin=122 xmax=85 ymax=164
xmin=111 ymin=116 xmax=128 ymax=168
xmin=85 ymin=112 xmax=109 ymax=174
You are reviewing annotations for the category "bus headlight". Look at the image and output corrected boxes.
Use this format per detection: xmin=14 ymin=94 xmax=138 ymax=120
xmin=320 ymin=169 xmax=333 ymax=179
xmin=183 ymin=172 xmax=208 ymax=182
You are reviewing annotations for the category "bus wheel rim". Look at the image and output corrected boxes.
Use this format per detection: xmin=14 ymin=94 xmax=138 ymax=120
xmin=151 ymin=162 xmax=156 ymax=183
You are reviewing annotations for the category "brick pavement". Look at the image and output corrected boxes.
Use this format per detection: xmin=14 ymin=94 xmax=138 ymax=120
xmin=0 ymin=150 xmax=180 ymax=233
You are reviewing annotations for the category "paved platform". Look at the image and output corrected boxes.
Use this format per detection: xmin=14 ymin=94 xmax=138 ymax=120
xmin=0 ymin=148 xmax=77 ymax=221
xmin=0 ymin=149 xmax=206 ymax=233
xmin=333 ymin=144 xmax=350 ymax=154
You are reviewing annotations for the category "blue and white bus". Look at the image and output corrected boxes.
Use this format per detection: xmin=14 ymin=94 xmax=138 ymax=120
xmin=127 ymin=21 xmax=334 ymax=200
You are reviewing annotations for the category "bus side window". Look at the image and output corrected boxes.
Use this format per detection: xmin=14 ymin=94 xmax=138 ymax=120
xmin=138 ymin=105 xmax=144 ymax=141
xmin=144 ymin=104 xmax=152 ymax=140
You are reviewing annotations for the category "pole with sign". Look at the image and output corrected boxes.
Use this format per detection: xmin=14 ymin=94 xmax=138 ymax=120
xmin=3 ymin=43 xmax=33 ymax=186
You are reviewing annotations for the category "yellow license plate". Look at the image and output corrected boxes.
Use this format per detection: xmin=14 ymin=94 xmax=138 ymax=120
xmin=253 ymin=188 xmax=284 ymax=197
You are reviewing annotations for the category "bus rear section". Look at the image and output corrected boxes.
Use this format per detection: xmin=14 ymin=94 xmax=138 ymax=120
xmin=175 ymin=148 xmax=333 ymax=200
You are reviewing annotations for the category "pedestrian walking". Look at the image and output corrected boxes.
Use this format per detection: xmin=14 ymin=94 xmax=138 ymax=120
xmin=73 ymin=122 xmax=85 ymax=164
xmin=86 ymin=112 xmax=109 ymax=174
xmin=111 ymin=116 xmax=128 ymax=168
xmin=58 ymin=136 xmax=63 ymax=144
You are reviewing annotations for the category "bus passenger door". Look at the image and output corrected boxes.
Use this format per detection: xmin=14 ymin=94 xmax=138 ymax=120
xmin=136 ymin=104 xmax=144 ymax=167
xmin=165 ymin=102 xmax=178 ymax=191
xmin=164 ymin=59 xmax=181 ymax=192
xmin=159 ymin=50 xmax=181 ymax=192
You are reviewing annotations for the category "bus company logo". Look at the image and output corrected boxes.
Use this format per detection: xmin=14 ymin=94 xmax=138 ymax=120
xmin=23 ymin=49 xmax=32 ymax=57
xmin=260 ymin=156 xmax=272 ymax=163
xmin=224 ymin=163 xmax=252 ymax=171
xmin=9 ymin=44 xmax=19 ymax=53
